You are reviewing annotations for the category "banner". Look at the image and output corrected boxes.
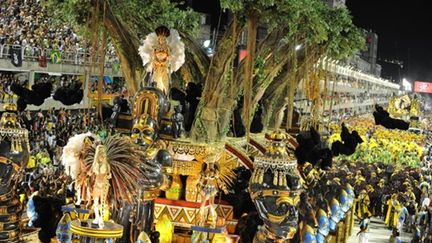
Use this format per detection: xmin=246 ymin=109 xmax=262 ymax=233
xmin=10 ymin=46 xmax=22 ymax=67
xmin=414 ymin=81 xmax=432 ymax=93
xmin=112 ymin=63 xmax=120 ymax=74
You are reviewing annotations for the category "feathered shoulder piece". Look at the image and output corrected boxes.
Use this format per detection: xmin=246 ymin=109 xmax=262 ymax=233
xmin=138 ymin=25 xmax=185 ymax=73
xmin=62 ymin=132 xmax=97 ymax=180
xmin=80 ymin=135 xmax=144 ymax=208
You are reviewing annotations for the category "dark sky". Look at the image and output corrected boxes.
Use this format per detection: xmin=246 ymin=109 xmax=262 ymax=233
xmin=346 ymin=0 xmax=432 ymax=82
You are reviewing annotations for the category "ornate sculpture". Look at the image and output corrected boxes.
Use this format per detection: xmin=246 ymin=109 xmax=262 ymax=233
xmin=171 ymin=105 xmax=184 ymax=138
xmin=138 ymin=26 xmax=185 ymax=95
xmin=195 ymin=151 xmax=235 ymax=227
xmin=249 ymin=131 xmax=302 ymax=242
xmin=0 ymin=103 xmax=29 ymax=242
xmin=125 ymin=112 xmax=174 ymax=241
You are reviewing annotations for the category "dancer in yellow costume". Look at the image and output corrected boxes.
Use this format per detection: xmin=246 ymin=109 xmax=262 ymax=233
xmin=356 ymin=189 xmax=372 ymax=219
xmin=385 ymin=194 xmax=401 ymax=228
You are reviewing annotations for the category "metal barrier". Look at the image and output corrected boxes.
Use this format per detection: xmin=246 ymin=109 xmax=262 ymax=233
xmin=0 ymin=44 xmax=119 ymax=66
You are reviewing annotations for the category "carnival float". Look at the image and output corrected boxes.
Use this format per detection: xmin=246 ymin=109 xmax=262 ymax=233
xmin=0 ymin=21 xmax=371 ymax=243
xmin=0 ymin=0 xmax=429 ymax=239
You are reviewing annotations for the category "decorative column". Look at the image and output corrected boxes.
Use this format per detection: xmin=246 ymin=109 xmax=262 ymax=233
xmin=0 ymin=103 xmax=30 ymax=242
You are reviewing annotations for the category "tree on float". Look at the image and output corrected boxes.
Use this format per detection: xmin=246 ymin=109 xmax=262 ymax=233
xmin=44 ymin=0 xmax=364 ymax=141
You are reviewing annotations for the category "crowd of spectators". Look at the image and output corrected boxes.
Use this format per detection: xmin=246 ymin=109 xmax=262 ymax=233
xmin=0 ymin=0 xmax=118 ymax=64
xmin=0 ymin=0 xmax=85 ymax=56
xmin=19 ymin=108 xmax=104 ymax=167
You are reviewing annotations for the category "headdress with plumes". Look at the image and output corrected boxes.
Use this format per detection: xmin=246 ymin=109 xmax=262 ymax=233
xmin=80 ymin=135 xmax=144 ymax=208
xmin=62 ymin=132 xmax=97 ymax=180
xmin=138 ymin=26 xmax=185 ymax=73
xmin=201 ymin=149 xmax=237 ymax=194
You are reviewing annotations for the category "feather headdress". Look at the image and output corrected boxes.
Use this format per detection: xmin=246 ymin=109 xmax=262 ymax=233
xmin=79 ymin=135 xmax=144 ymax=209
xmin=202 ymin=149 xmax=237 ymax=194
xmin=138 ymin=26 xmax=185 ymax=73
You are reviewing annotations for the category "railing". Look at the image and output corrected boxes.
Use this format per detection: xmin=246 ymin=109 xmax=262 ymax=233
xmin=0 ymin=44 xmax=119 ymax=67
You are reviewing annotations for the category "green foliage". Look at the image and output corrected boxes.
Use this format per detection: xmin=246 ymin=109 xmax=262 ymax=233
xmin=269 ymin=0 xmax=363 ymax=60
xmin=114 ymin=0 xmax=200 ymax=37
xmin=253 ymin=56 xmax=266 ymax=84
xmin=323 ymin=7 xmax=366 ymax=59
xmin=42 ymin=0 xmax=200 ymax=37
xmin=220 ymin=0 xmax=276 ymax=13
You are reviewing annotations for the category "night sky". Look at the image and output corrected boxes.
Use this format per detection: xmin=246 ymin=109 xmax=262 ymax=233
xmin=346 ymin=0 xmax=432 ymax=83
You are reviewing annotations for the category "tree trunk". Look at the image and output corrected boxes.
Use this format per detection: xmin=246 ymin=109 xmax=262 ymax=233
xmin=190 ymin=19 xmax=243 ymax=142
xmin=237 ymin=29 xmax=288 ymax=121
xmin=101 ymin=0 xmax=143 ymax=94
xmin=285 ymin=50 xmax=298 ymax=130
xmin=243 ymin=12 xmax=258 ymax=137
xmin=262 ymin=69 xmax=290 ymax=130
xmin=237 ymin=42 xmax=292 ymax=124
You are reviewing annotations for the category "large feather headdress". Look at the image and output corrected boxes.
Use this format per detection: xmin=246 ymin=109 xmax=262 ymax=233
xmin=201 ymin=149 xmax=237 ymax=194
xmin=138 ymin=26 xmax=185 ymax=73
xmin=80 ymin=135 xmax=144 ymax=208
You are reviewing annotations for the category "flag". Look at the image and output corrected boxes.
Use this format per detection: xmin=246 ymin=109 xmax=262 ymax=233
xmin=38 ymin=55 xmax=47 ymax=67
xmin=112 ymin=63 xmax=120 ymax=74
xmin=10 ymin=46 xmax=22 ymax=67
xmin=50 ymin=50 xmax=61 ymax=64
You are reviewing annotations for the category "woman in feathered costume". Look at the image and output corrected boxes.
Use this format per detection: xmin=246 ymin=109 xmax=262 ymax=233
xmin=138 ymin=25 xmax=185 ymax=95
xmin=78 ymin=135 xmax=144 ymax=228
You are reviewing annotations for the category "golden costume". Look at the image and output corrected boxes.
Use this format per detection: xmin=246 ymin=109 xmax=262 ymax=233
xmin=356 ymin=190 xmax=371 ymax=219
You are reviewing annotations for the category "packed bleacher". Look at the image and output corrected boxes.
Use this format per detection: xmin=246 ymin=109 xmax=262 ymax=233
xmin=0 ymin=0 xmax=118 ymax=64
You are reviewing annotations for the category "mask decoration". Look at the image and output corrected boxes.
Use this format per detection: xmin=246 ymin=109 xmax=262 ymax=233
xmin=249 ymin=131 xmax=302 ymax=242
xmin=316 ymin=209 xmax=329 ymax=243
xmin=131 ymin=114 xmax=158 ymax=148
xmin=329 ymin=198 xmax=341 ymax=232
xmin=0 ymin=103 xmax=29 ymax=242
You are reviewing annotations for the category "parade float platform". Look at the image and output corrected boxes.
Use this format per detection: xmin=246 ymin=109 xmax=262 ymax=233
xmin=154 ymin=198 xmax=237 ymax=233
xmin=70 ymin=219 xmax=123 ymax=239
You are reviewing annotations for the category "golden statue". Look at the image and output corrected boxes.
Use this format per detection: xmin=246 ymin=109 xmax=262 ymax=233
xmin=196 ymin=151 xmax=235 ymax=227
xmin=139 ymin=26 xmax=185 ymax=95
